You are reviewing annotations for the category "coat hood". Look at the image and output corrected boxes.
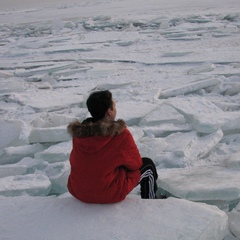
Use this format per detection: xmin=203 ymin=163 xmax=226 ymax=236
xmin=67 ymin=118 xmax=126 ymax=138
xmin=67 ymin=118 xmax=127 ymax=154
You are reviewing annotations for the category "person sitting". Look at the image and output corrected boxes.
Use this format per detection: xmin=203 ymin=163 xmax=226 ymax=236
xmin=67 ymin=90 xmax=159 ymax=204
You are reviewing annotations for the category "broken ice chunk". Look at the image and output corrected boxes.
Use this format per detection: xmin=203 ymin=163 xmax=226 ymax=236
xmin=34 ymin=141 xmax=71 ymax=163
xmin=0 ymin=119 xmax=28 ymax=149
xmin=0 ymin=143 xmax=45 ymax=165
xmin=9 ymin=91 xmax=84 ymax=112
xmin=0 ymin=173 xmax=51 ymax=197
xmin=159 ymin=78 xmax=219 ymax=99
xmin=166 ymin=96 xmax=240 ymax=133
xmin=157 ymin=166 xmax=240 ymax=210
xmin=187 ymin=63 xmax=215 ymax=75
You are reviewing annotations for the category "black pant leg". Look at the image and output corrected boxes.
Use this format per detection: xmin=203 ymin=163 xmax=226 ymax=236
xmin=139 ymin=157 xmax=158 ymax=199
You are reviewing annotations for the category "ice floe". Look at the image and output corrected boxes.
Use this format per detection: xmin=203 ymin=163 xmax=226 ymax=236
xmin=1 ymin=0 xmax=240 ymax=239
xmin=0 ymin=195 xmax=228 ymax=240
xmin=34 ymin=141 xmax=71 ymax=163
xmin=159 ymin=78 xmax=219 ymax=99
xmin=166 ymin=96 xmax=240 ymax=133
xmin=228 ymin=208 xmax=240 ymax=239
xmin=9 ymin=91 xmax=84 ymax=112
xmin=0 ymin=143 xmax=45 ymax=165
xmin=157 ymin=166 xmax=240 ymax=211
xmin=0 ymin=173 xmax=51 ymax=197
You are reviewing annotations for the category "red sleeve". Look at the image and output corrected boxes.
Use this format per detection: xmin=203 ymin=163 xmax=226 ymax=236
xmin=119 ymin=129 xmax=143 ymax=170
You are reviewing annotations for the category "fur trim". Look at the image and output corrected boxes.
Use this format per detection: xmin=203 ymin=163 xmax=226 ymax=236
xmin=67 ymin=119 xmax=126 ymax=138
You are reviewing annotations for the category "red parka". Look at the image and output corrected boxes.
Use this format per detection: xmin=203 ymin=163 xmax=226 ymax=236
xmin=67 ymin=119 xmax=142 ymax=204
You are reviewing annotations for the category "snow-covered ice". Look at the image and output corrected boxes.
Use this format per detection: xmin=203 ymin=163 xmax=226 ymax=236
xmin=1 ymin=0 xmax=240 ymax=239
xmin=0 ymin=173 xmax=51 ymax=197
xmin=0 ymin=195 xmax=228 ymax=240
xmin=157 ymin=166 xmax=240 ymax=211
xmin=0 ymin=143 xmax=45 ymax=164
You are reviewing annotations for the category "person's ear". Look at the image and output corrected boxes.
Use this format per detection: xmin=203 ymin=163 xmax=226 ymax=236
xmin=106 ymin=108 xmax=112 ymax=116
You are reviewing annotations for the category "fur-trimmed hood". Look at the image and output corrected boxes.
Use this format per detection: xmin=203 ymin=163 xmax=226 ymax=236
xmin=67 ymin=118 xmax=126 ymax=138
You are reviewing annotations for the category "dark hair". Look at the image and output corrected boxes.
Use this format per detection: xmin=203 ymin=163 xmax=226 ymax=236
xmin=86 ymin=90 xmax=113 ymax=121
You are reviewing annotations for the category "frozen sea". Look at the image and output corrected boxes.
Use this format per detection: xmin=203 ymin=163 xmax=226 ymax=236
xmin=0 ymin=0 xmax=240 ymax=239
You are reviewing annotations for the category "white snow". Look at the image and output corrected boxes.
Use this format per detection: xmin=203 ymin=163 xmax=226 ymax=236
xmin=157 ymin=166 xmax=240 ymax=211
xmin=0 ymin=143 xmax=45 ymax=164
xmin=228 ymin=209 xmax=240 ymax=239
xmin=1 ymin=0 xmax=240 ymax=239
xmin=0 ymin=173 xmax=51 ymax=197
xmin=0 ymin=195 xmax=228 ymax=240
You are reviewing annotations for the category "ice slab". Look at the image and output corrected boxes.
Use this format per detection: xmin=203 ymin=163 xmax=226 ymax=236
xmin=15 ymin=63 xmax=77 ymax=77
xmin=225 ymin=82 xmax=240 ymax=96
xmin=166 ymin=96 xmax=240 ymax=133
xmin=213 ymin=100 xmax=240 ymax=112
xmin=226 ymin=152 xmax=240 ymax=169
xmin=127 ymin=126 xmax=144 ymax=142
xmin=0 ymin=119 xmax=27 ymax=149
xmin=157 ymin=166 xmax=240 ymax=210
xmin=139 ymin=103 xmax=193 ymax=136
xmin=90 ymin=81 xmax=135 ymax=91
xmin=17 ymin=157 xmax=49 ymax=174
xmin=161 ymin=51 xmax=193 ymax=57
xmin=0 ymin=143 xmax=45 ymax=165
xmin=30 ymin=112 xmax=76 ymax=128
xmin=141 ymin=124 xmax=193 ymax=137
xmin=0 ymin=164 xmax=26 ymax=179
xmin=0 ymin=70 xmax=13 ymax=78
xmin=0 ymin=102 xmax=19 ymax=114
xmin=0 ymin=78 xmax=26 ymax=95
xmin=81 ymin=31 xmax=139 ymax=45
xmin=0 ymin=157 xmax=48 ymax=179
xmin=44 ymin=45 xmax=94 ymax=54
xmin=137 ymin=136 xmax=168 ymax=162
xmin=187 ymin=63 xmax=215 ymax=75
xmin=228 ymin=209 xmax=240 ymax=239
xmin=86 ymin=64 xmax=119 ymax=76
xmin=35 ymin=141 xmax=71 ymax=163
xmin=0 ymin=195 xmax=228 ymax=240
xmin=139 ymin=103 xmax=186 ymax=126
xmin=154 ymin=130 xmax=223 ymax=167
xmin=28 ymin=126 xmax=70 ymax=143
xmin=159 ymin=78 xmax=219 ymax=99
xmin=44 ymin=161 xmax=70 ymax=195
xmin=166 ymin=36 xmax=201 ymax=41
xmin=117 ymin=101 xmax=157 ymax=125
xmin=0 ymin=173 xmax=51 ymax=197
xmin=1 ymin=113 xmax=76 ymax=145
xmin=17 ymin=38 xmax=50 ymax=49
xmin=52 ymin=66 xmax=91 ymax=78
xmin=149 ymin=130 xmax=223 ymax=168
xmin=9 ymin=91 xmax=84 ymax=112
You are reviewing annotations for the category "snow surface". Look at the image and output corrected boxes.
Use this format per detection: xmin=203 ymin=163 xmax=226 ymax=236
xmin=1 ymin=0 xmax=240 ymax=239
xmin=0 ymin=195 xmax=228 ymax=240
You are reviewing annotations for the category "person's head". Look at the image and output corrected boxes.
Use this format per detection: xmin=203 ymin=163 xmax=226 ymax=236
xmin=86 ymin=90 xmax=117 ymax=122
